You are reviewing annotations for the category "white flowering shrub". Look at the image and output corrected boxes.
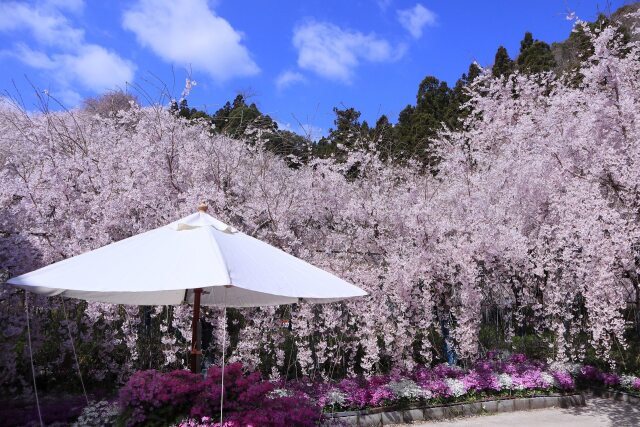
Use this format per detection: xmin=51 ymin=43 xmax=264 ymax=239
xmin=268 ymin=388 xmax=292 ymax=398
xmin=72 ymin=400 xmax=119 ymax=427
xmin=540 ymin=372 xmax=555 ymax=389
xmin=387 ymin=379 xmax=431 ymax=400
xmin=445 ymin=378 xmax=466 ymax=398
xmin=549 ymin=362 xmax=582 ymax=376
xmin=325 ymin=389 xmax=347 ymax=406
xmin=620 ymin=376 xmax=638 ymax=389
xmin=497 ymin=373 xmax=513 ymax=391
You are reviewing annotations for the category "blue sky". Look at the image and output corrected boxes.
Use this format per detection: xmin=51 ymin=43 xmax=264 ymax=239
xmin=0 ymin=0 xmax=629 ymax=139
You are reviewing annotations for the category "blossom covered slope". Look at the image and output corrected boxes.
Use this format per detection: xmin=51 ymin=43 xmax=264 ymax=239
xmin=1 ymin=17 xmax=640 ymax=392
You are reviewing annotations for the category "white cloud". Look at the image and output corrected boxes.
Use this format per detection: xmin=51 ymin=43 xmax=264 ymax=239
xmin=275 ymin=70 xmax=306 ymax=91
xmin=0 ymin=1 xmax=135 ymax=105
xmin=43 ymin=0 xmax=85 ymax=14
xmin=0 ymin=1 xmax=84 ymax=49
xmin=293 ymin=21 xmax=403 ymax=83
xmin=397 ymin=4 xmax=436 ymax=39
xmin=58 ymin=45 xmax=136 ymax=92
xmin=12 ymin=43 xmax=57 ymax=69
xmin=123 ymin=0 xmax=259 ymax=81
xmin=11 ymin=43 xmax=135 ymax=93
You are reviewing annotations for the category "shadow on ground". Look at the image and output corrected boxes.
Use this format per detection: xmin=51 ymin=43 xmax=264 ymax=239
xmin=402 ymin=397 xmax=639 ymax=426
xmin=563 ymin=397 xmax=640 ymax=426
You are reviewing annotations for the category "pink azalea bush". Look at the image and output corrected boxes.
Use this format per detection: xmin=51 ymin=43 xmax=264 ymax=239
xmin=279 ymin=354 xmax=584 ymax=411
xmin=577 ymin=365 xmax=640 ymax=392
xmin=551 ymin=371 xmax=575 ymax=391
xmin=118 ymin=370 xmax=204 ymax=426
xmin=118 ymin=363 xmax=321 ymax=427
xmin=193 ymin=363 xmax=321 ymax=427
xmin=288 ymin=354 xmax=634 ymax=411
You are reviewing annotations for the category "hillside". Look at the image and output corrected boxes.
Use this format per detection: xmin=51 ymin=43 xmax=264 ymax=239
xmin=551 ymin=2 xmax=640 ymax=74
xmin=119 ymin=2 xmax=640 ymax=169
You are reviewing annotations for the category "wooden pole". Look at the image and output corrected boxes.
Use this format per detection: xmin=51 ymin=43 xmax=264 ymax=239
xmin=190 ymin=288 xmax=203 ymax=373
xmin=190 ymin=202 xmax=208 ymax=374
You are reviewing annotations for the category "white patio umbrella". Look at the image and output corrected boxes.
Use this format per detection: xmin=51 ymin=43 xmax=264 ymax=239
xmin=8 ymin=204 xmax=365 ymax=305
xmin=7 ymin=204 xmax=367 ymax=424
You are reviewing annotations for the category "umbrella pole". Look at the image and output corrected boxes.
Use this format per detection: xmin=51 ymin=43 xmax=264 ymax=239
xmin=220 ymin=287 xmax=228 ymax=426
xmin=190 ymin=288 xmax=203 ymax=374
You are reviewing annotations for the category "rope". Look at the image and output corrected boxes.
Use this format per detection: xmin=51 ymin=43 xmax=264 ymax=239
xmin=61 ymin=297 xmax=89 ymax=405
xmin=220 ymin=289 xmax=228 ymax=427
xmin=25 ymin=293 xmax=43 ymax=427
xmin=284 ymin=304 xmax=294 ymax=385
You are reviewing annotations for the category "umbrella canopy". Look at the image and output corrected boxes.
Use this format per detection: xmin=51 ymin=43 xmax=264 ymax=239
xmin=7 ymin=204 xmax=367 ymax=426
xmin=7 ymin=209 xmax=367 ymax=306
xmin=8 ymin=205 xmax=367 ymax=424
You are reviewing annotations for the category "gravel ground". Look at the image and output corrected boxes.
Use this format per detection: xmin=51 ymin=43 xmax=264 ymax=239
xmin=389 ymin=398 xmax=640 ymax=427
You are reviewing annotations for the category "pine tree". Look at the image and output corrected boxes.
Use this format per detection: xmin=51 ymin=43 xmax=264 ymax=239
xmin=312 ymin=107 xmax=363 ymax=160
xmin=492 ymin=46 xmax=514 ymax=77
xmin=517 ymin=32 xmax=556 ymax=74
xmin=212 ymin=101 xmax=232 ymax=133
xmin=328 ymin=107 xmax=362 ymax=148
xmin=373 ymin=115 xmax=394 ymax=161
xmin=520 ymin=31 xmax=534 ymax=52
xmin=394 ymin=104 xmax=415 ymax=159
xmin=451 ymin=62 xmax=482 ymax=128
xmin=413 ymin=76 xmax=452 ymax=165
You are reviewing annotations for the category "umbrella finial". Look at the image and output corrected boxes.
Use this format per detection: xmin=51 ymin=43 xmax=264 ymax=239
xmin=197 ymin=202 xmax=208 ymax=213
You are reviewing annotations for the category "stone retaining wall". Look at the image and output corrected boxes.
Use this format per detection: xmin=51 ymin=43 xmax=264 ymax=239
xmin=323 ymin=393 xmax=586 ymax=426
xmin=590 ymin=388 xmax=640 ymax=405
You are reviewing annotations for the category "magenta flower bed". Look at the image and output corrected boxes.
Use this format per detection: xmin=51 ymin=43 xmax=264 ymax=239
xmin=576 ymin=364 xmax=640 ymax=392
xmin=116 ymin=355 xmax=640 ymax=426
xmin=118 ymin=362 xmax=321 ymax=427
xmin=276 ymin=353 xmax=579 ymax=412
xmin=274 ymin=355 xmax=638 ymax=413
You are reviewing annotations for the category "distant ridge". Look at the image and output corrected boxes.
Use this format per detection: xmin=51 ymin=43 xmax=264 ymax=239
xmin=551 ymin=2 xmax=640 ymax=74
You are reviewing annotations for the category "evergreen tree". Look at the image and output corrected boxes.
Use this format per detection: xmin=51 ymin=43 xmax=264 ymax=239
xmin=360 ymin=120 xmax=371 ymax=140
xmin=373 ymin=115 xmax=394 ymax=161
xmin=492 ymin=46 xmax=514 ymax=77
xmin=465 ymin=62 xmax=482 ymax=82
xmin=520 ymin=31 xmax=534 ymax=52
xmin=212 ymin=101 xmax=232 ymax=133
xmin=451 ymin=62 xmax=482 ymax=128
xmin=326 ymin=107 xmax=362 ymax=158
xmin=224 ymin=95 xmax=261 ymax=138
xmin=264 ymin=127 xmax=311 ymax=168
xmin=517 ymin=32 xmax=556 ymax=74
xmin=314 ymin=136 xmax=334 ymax=159
xmin=178 ymin=99 xmax=190 ymax=119
xmin=330 ymin=107 xmax=362 ymax=144
xmin=412 ymin=76 xmax=452 ymax=165
xmin=394 ymin=104 xmax=416 ymax=159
